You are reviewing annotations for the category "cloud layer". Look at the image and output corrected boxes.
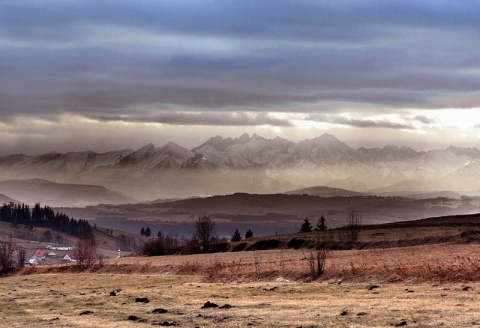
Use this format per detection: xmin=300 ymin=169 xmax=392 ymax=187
xmin=0 ymin=1 xmax=479 ymax=153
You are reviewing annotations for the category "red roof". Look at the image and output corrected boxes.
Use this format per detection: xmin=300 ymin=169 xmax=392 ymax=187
xmin=63 ymin=252 xmax=79 ymax=260
xmin=32 ymin=250 xmax=47 ymax=257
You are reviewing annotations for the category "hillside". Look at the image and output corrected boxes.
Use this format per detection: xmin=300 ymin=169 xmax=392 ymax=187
xmin=285 ymin=186 xmax=369 ymax=197
xmin=0 ymin=220 xmax=143 ymax=259
xmin=0 ymin=193 xmax=19 ymax=204
xmin=58 ymin=192 xmax=480 ymax=237
xmin=0 ymin=179 xmax=135 ymax=207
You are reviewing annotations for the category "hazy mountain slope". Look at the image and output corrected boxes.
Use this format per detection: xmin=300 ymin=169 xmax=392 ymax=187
xmin=116 ymin=142 xmax=193 ymax=172
xmin=0 ymin=179 xmax=135 ymax=207
xmin=0 ymin=133 xmax=479 ymax=200
xmin=285 ymin=186 xmax=369 ymax=197
xmin=375 ymin=191 xmax=467 ymax=199
xmin=0 ymin=149 xmax=133 ymax=181
xmin=0 ymin=193 xmax=20 ymax=204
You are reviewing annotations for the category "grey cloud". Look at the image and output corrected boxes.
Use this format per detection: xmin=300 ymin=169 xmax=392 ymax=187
xmin=331 ymin=117 xmax=413 ymax=130
xmin=0 ymin=0 xmax=480 ymax=124
xmin=413 ymin=115 xmax=436 ymax=125
xmin=85 ymin=111 xmax=293 ymax=127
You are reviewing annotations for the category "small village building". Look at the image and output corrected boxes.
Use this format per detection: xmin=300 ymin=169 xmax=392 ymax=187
xmin=31 ymin=250 xmax=47 ymax=260
xmin=46 ymin=244 xmax=73 ymax=251
xmin=27 ymin=259 xmax=39 ymax=266
xmin=47 ymin=252 xmax=57 ymax=259
xmin=62 ymin=252 xmax=78 ymax=262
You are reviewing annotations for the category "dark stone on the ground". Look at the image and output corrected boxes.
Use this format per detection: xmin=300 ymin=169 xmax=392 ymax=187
xmin=367 ymin=285 xmax=380 ymax=291
xmin=219 ymin=304 xmax=233 ymax=309
xmin=152 ymin=308 xmax=168 ymax=313
xmin=405 ymin=289 xmax=414 ymax=293
xmin=263 ymin=287 xmax=278 ymax=291
xmin=152 ymin=308 xmax=168 ymax=314
xmin=79 ymin=310 xmax=93 ymax=316
xmin=201 ymin=301 xmax=219 ymax=309
xmin=462 ymin=286 xmax=473 ymax=291
xmin=135 ymin=297 xmax=150 ymax=303
xmin=395 ymin=319 xmax=407 ymax=326
xmin=340 ymin=310 xmax=351 ymax=316
xmin=357 ymin=312 xmax=368 ymax=316
xmin=127 ymin=315 xmax=146 ymax=322
xmin=153 ymin=321 xmax=178 ymax=326
xmin=109 ymin=291 xmax=116 ymax=296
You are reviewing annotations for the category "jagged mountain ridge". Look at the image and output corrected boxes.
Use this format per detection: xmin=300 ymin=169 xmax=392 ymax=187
xmin=0 ymin=133 xmax=479 ymax=200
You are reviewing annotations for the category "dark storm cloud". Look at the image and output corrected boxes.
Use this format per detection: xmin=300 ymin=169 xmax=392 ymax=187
xmin=1 ymin=0 xmax=480 ymax=125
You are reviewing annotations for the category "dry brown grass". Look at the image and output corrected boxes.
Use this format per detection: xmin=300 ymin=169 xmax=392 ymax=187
xmin=22 ymin=242 xmax=480 ymax=284
xmin=2 ymin=273 xmax=480 ymax=327
xmin=132 ymin=243 xmax=480 ymax=283
xmin=5 ymin=218 xmax=480 ymax=326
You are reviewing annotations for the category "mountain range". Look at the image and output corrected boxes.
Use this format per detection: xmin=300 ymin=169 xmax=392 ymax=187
xmin=1 ymin=133 xmax=479 ymax=201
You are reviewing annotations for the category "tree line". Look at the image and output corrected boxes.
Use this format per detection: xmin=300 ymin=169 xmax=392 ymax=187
xmin=0 ymin=202 xmax=92 ymax=238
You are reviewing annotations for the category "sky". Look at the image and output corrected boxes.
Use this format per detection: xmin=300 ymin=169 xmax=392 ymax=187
xmin=1 ymin=0 xmax=480 ymax=155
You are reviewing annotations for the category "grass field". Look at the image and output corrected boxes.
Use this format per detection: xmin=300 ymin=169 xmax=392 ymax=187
xmin=2 ymin=273 xmax=480 ymax=327
xmin=4 ymin=216 xmax=480 ymax=327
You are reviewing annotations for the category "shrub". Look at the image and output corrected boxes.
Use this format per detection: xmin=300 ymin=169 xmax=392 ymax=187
xmin=231 ymin=242 xmax=248 ymax=252
xmin=248 ymin=239 xmax=282 ymax=251
xmin=288 ymin=238 xmax=306 ymax=249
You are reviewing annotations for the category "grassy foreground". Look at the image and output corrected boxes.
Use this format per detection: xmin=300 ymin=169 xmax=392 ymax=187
xmin=2 ymin=272 xmax=480 ymax=327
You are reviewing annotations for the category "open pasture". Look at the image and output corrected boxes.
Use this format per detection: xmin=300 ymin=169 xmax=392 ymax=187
xmin=2 ymin=272 xmax=480 ymax=327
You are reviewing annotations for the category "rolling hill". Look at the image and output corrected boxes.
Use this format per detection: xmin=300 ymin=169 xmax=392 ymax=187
xmin=0 ymin=179 xmax=135 ymax=207
xmin=0 ymin=193 xmax=19 ymax=204
xmin=285 ymin=186 xmax=369 ymax=197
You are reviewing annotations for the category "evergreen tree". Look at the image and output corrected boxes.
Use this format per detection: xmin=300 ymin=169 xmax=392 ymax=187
xmin=299 ymin=217 xmax=313 ymax=233
xmin=157 ymin=230 xmax=162 ymax=238
xmin=145 ymin=227 xmax=151 ymax=237
xmin=315 ymin=216 xmax=327 ymax=231
xmin=140 ymin=227 xmax=145 ymax=236
xmin=245 ymin=228 xmax=253 ymax=239
xmin=231 ymin=228 xmax=242 ymax=242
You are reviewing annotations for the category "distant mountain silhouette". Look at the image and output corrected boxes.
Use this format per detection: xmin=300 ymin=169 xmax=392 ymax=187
xmin=285 ymin=186 xmax=369 ymax=197
xmin=0 ymin=178 xmax=135 ymax=207
xmin=1 ymin=133 xmax=479 ymax=201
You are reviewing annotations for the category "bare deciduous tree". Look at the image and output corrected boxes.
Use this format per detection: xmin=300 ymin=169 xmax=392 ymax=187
xmin=193 ymin=215 xmax=216 ymax=251
xmin=17 ymin=246 xmax=26 ymax=268
xmin=0 ymin=237 xmax=16 ymax=271
xmin=346 ymin=210 xmax=361 ymax=243
xmin=304 ymin=248 xmax=329 ymax=278
xmin=75 ymin=232 xmax=98 ymax=269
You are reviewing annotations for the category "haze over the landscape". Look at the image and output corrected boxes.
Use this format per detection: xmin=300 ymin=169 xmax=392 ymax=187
xmin=1 ymin=1 xmax=480 ymax=156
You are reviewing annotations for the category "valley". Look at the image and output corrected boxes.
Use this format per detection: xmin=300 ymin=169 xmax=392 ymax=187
xmin=58 ymin=192 xmax=480 ymax=237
